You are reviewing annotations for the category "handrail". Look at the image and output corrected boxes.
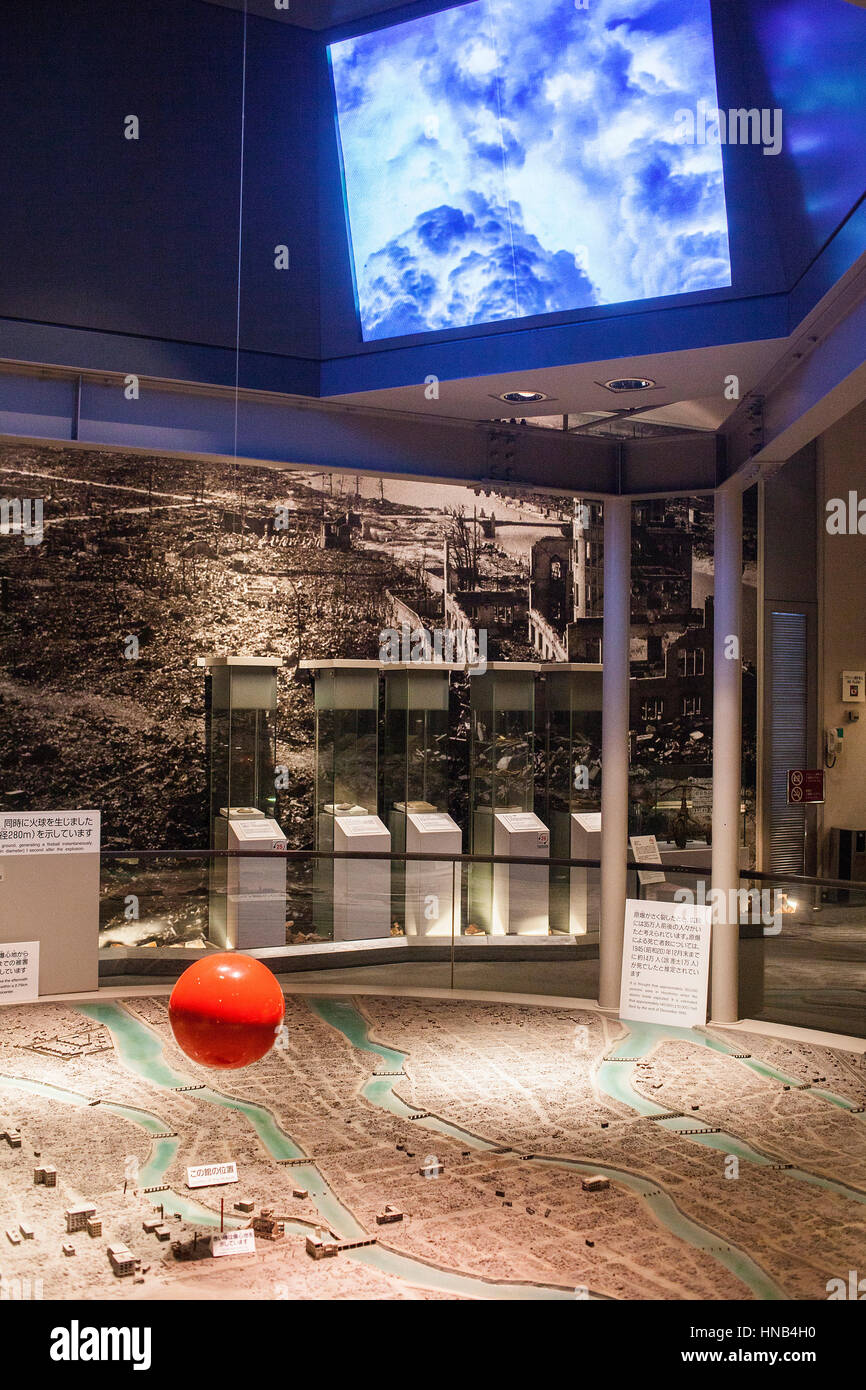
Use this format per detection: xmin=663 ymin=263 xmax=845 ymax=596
xmin=97 ymin=846 xmax=866 ymax=893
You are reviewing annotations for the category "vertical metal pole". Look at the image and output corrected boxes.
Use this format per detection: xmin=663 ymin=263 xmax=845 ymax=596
xmin=711 ymin=483 xmax=743 ymax=1022
xmin=599 ymin=496 xmax=631 ymax=1009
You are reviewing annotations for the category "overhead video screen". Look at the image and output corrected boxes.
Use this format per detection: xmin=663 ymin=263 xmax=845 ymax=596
xmin=328 ymin=0 xmax=732 ymax=342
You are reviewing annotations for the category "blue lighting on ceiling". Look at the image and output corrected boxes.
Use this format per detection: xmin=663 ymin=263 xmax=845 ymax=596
xmin=328 ymin=0 xmax=732 ymax=342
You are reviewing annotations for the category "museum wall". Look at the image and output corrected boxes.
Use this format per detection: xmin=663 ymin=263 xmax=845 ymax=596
xmin=0 ymin=0 xmax=320 ymax=364
xmin=818 ymin=399 xmax=866 ymax=844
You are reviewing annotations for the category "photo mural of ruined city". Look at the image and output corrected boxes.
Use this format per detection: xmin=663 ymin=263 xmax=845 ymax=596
xmin=0 ymin=441 xmax=757 ymax=946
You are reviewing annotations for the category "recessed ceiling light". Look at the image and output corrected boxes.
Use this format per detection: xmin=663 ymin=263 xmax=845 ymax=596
xmin=498 ymin=390 xmax=549 ymax=403
xmin=601 ymin=377 xmax=658 ymax=392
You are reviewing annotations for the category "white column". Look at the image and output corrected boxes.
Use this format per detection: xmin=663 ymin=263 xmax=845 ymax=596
xmin=599 ymin=496 xmax=631 ymax=1009
xmin=711 ymin=483 xmax=743 ymax=1022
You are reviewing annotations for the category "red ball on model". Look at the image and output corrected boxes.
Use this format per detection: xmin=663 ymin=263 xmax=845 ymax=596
xmin=168 ymin=953 xmax=285 ymax=1069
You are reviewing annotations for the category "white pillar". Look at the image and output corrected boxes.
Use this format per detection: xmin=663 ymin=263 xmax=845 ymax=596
xmin=599 ymin=496 xmax=631 ymax=1009
xmin=711 ymin=484 xmax=743 ymax=1022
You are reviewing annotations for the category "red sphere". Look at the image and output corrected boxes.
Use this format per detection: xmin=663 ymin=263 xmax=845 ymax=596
xmin=168 ymin=953 xmax=285 ymax=1070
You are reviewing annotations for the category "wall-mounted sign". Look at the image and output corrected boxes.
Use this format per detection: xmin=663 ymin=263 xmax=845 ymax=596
xmin=0 ymin=941 xmax=39 ymax=1004
xmin=212 ymin=1228 xmax=256 ymax=1258
xmin=842 ymin=671 xmax=865 ymax=703
xmin=186 ymin=1162 xmax=238 ymax=1190
xmin=0 ymin=811 xmax=100 ymax=856
xmin=620 ymin=899 xmax=712 ymax=1027
xmin=786 ymin=769 xmax=825 ymax=805
xmin=629 ymin=834 xmax=666 ymax=886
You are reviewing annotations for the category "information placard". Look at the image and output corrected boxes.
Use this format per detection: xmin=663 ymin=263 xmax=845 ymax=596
xmin=629 ymin=834 xmax=666 ymax=886
xmin=620 ymin=899 xmax=712 ymax=1027
xmin=212 ymin=1228 xmax=255 ymax=1258
xmin=0 ymin=941 xmax=39 ymax=1004
xmin=186 ymin=1162 xmax=238 ymax=1190
xmin=0 ymin=811 xmax=100 ymax=856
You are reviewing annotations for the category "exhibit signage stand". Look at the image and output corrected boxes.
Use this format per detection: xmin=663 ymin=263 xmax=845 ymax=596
xmin=382 ymin=663 xmax=462 ymax=937
xmin=203 ymin=655 xmax=286 ymax=950
xmin=301 ymin=660 xmax=382 ymax=942
xmin=468 ymin=663 xmax=540 ymax=933
xmin=540 ymin=663 xmax=603 ymax=935
xmin=404 ymin=811 xmax=462 ymax=937
xmin=619 ymin=898 xmax=713 ymax=1027
xmin=332 ymin=814 xmax=391 ymax=941
xmin=0 ymin=810 xmax=100 ymax=997
xmin=492 ymin=811 xmax=550 ymax=935
xmin=571 ymin=811 xmax=602 ymax=935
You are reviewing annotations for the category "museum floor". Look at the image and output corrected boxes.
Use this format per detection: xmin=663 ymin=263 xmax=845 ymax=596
xmin=1 ymin=988 xmax=863 ymax=1301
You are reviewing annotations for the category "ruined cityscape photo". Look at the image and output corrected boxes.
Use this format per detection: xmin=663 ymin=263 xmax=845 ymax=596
xmin=0 ymin=440 xmax=756 ymax=949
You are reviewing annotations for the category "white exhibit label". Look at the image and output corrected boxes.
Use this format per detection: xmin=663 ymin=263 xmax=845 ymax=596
xmin=629 ymin=834 xmax=666 ymax=886
xmin=574 ymin=812 xmax=602 ymax=834
xmin=409 ymin=813 xmax=457 ymax=833
xmin=212 ymin=1228 xmax=256 ymax=1258
xmin=186 ymin=1162 xmax=238 ymax=1189
xmin=232 ymin=819 xmax=286 ymax=844
xmin=337 ymin=815 xmax=387 ymax=836
xmin=0 ymin=941 xmax=39 ymax=1004
xmin=499 ymin=813 xmax=544 ymax=833
xmin=620 ymin=899 xmax=712 ymax=1027
xmin=0 ymin=810 xmax=100 ymax=856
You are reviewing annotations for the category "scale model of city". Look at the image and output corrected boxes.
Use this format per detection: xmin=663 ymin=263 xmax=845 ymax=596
xmin=1 ymin=994 xmax=864 ymax=1301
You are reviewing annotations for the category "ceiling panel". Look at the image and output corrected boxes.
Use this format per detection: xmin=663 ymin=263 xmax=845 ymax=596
xmin=200 ymin=0 xmax=437 ymax=30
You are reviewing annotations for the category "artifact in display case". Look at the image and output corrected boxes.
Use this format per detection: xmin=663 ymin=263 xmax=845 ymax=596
xmin=382 ymin=665 xmax=462 ymax=937
xmin=541 ymin=664 xmax=603 ymax=935
xmin=301 ymin=661 xmax=389 ymax=940
xmin=468 ymin=664 xmax=543 ymax=933
xmin=204 ymin=657 xmax=287 ymax=950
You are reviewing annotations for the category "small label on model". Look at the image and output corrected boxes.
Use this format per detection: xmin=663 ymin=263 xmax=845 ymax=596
xmin=0 ymin=810 xmax=100 ymax=856
xmin=212 ymin=1228 xmax=256 ymax=1258
xmin=337 ymin=816 xmax=387 ymax=836
xmin=0 ymin=941 xmax=39 ymax=1004
xmin=186 ymin=1162 xmax=238 ymax=1189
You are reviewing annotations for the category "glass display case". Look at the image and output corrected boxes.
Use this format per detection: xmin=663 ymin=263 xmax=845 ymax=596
xmin=468 ymin=664 xmax=540 ymax=932
xmin=382 ymin=664 xmax=459 ymax=935
xmin=204 ymin=656 xmax=281 ymax=944
xmin=301 ymin=660 xmax=381 ymax=937
xmin=541 ymin=664 xmax=603 ymax=934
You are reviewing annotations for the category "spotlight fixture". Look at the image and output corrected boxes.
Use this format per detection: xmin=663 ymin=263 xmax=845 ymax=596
xmin=497 ymin=390 xmax=549 ymax=403
xmin=600 ymin=377 xmax=658 ymax=393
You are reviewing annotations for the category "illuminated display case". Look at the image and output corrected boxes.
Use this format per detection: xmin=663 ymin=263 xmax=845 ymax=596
xmin=468 ymin=664 xmax=540 ymax=933
xmin=301 ymin=661 xmax=382 ymax=938
xmin=204 ymin=656 xmax=282 ymax=946
xmin=541 ymin=664 xmax=604 ymax=935
xmin=382 ymin=664 xmax=461 ymax=936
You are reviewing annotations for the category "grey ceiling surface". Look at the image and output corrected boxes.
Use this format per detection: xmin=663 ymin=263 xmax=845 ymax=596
xmin=200 ymin=0 xmax=439 ymax=30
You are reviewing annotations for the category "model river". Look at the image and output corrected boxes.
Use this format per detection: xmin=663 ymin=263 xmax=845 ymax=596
xmin=4 ymin=998 xmax=861 ymax=1299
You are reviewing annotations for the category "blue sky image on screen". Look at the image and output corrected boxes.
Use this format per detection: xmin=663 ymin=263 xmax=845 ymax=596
xmin=328 ymin=0 xmax=732 ymax=342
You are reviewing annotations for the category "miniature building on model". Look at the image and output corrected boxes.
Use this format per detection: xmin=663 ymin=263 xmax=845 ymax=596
xmin=582 ymin=1175 xmax=610 ymax=1192
xmin=107 ymin=1242 xmax=137 ymax=1277
xmin=86 ymin=1216 xmax=102 ymax=1238
xmin=66 ymin=1205 xmax=96 ymax=1233
xmin=252 ymin=1208 xmax=285 ymax=1240
xmin=2 ymin=1127 xmax=22 ymax=1148
xmin=306 ymin=1228 xmax=339 ymax=1259
xmin=376 ymin=1205 xmax=404 ymax=1225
